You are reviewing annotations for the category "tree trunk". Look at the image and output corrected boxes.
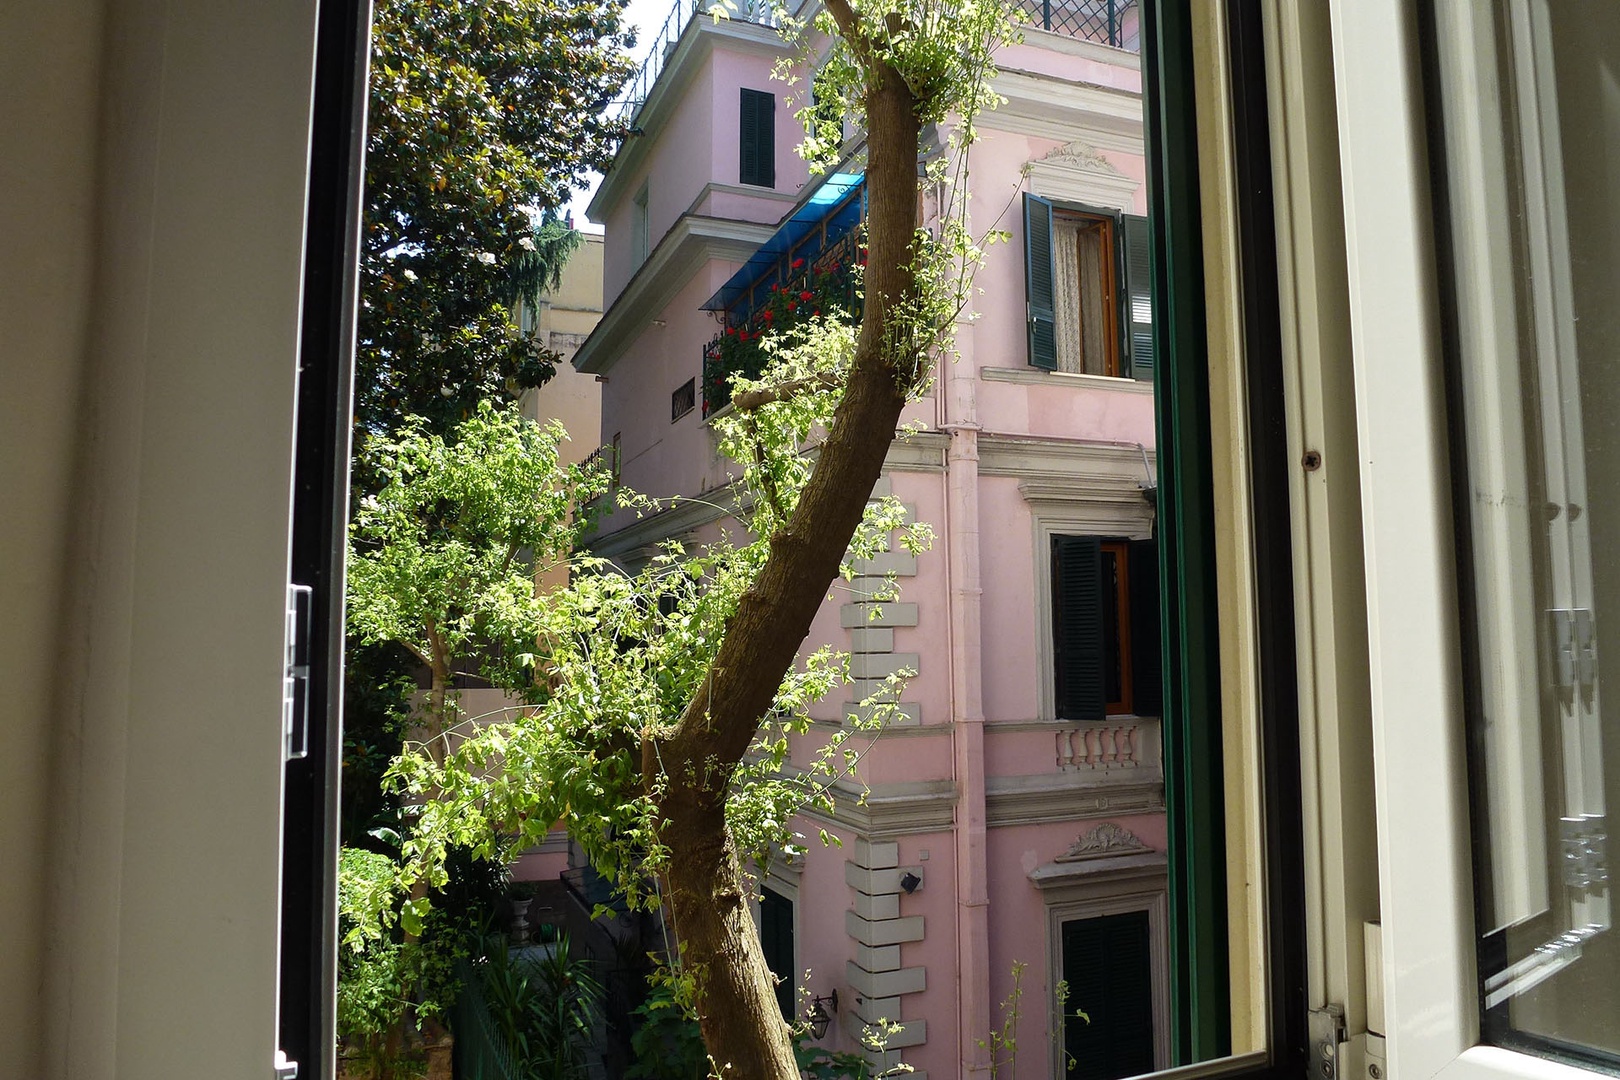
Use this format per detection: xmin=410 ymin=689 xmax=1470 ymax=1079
xmin=662 ymin=791 xmax=800 ymax=1078
xmin=650 ymin=12 xmax=923 ymax=1075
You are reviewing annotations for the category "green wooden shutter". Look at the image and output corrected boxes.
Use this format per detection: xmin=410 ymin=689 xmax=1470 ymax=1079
xmin=1062 ymin=910 xmax=1157 ymax=1080
xmin=760 ymin=887 xmax=794 ymax=1020
xmin=1130 ymin=538 xmax=1163 ymax=717
xmin=739 ymin=89 xmax=775 ymax=188
xmin=1123 ymin=213 xmax=1154 ymax=381
xmin=1024 ymin=193 xmax=1058 ymax=370
xmin=1052 ymin=535 xmax=1104 ymax=721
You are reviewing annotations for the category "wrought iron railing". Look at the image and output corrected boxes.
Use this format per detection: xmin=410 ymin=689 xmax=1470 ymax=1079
xmin=450 ymin=957 xmax=522 ymax=1080
xmin=702 ymin=228 xmax=863 ymax=417
xmin=615 ymin=0 xmax=782 ymax=127
xmin=1014 ymin=0 xmax=1139 ymax=51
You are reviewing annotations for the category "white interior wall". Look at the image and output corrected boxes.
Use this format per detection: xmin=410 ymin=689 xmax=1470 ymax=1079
xmin=0 ymin=2 xmax=319 ymax=1077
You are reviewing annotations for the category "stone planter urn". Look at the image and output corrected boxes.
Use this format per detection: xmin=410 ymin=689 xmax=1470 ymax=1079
xmin=507 ymin=897 xmax=533 ymax=943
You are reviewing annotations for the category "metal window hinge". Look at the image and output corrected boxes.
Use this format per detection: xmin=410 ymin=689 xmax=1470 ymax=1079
xmin=274 ymin=1048 xmax=299 ymax=1079
xmin=1309 ymin=1004 xmax=1346 ymax=1080
xmin=283 ymin=584 xmax=313 ymax=762
xmin=1562 ymin=814 xmax=1608 ymax=890
xmin=1549 ymin=608 xmax=1599 ymax=699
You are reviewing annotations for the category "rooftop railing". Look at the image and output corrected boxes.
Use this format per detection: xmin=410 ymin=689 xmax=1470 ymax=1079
xmin=615 ymin=0 xmax=1135 ymax=130
xmin=1014 ymin=0 xmax=1140 ymax=51
xmin=615 ymin=0 xmax=782 ymax=127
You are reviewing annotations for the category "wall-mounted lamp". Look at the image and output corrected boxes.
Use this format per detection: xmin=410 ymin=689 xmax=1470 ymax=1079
xmin=899 ymin=871 xmax=922 ymax=894
xmin=807 ymin=989 xmax=839 ymax=1040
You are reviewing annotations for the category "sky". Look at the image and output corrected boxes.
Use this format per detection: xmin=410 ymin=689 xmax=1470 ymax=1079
xmin=565 ymin=0 xmax=681 ymax=233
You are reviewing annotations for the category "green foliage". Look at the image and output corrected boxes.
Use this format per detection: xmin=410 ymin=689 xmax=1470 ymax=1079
xmin=377 ymin=335 xmax=930 ymax=910
xmin=704 ymin=251 xmax=861 ymax=414
xmin=773 ymin=0 xmax=1022 ymax=391
xmin=477 ymin=934 xmax=602 ymax=1079
xmin=347 ymin=400 xmax=613 ymax=714
xmin=359 ymin=0 xmax=635 ymax=440
xmin=626 ymin=980 xmax=712 ymax=1080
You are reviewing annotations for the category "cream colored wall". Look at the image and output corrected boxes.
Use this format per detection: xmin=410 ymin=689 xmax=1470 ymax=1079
xmin=526 ymin=233 xmax=606 ymax=446
xmin=0 ymin=4 xmax=104 ymax=1076
xmin=0 ymin=3 xmax=318 ymax=1078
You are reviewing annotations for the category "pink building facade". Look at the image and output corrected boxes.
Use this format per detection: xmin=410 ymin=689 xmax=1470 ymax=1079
xmin=571 ymin=5 xmax=1161 ymax=1078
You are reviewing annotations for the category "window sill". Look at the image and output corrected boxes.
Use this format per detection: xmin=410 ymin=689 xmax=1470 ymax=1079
xmin=981 ymin=366 xmax=1155 ymax=392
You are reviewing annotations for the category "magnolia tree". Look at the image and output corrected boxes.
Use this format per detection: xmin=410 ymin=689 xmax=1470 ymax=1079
xmin=359 ymin=1 xmax=1021 ymax=1075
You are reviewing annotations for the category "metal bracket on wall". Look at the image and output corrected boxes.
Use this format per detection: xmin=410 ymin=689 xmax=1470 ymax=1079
xmin=283 ymin=584 xmax=313 ymax=762
xmin=1309 ymin=1004 xmax=1347 ymax=1080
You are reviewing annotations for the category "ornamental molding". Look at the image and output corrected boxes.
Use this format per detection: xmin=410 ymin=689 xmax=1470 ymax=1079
xmin=990 ymin=68 xmax=1144 ymax=155
xmin=1027 ymin=138 xmax=1142 ymax=213
xmin=1040 ymin=139 xmax=1121 ymax=174
xmin=985 ymin=774 xmax=1163 ymax=828
xmin=1057 ymin=821 xmax=1152 ymax=862
xmin=800 ymin=778 xmax=958 ymax=840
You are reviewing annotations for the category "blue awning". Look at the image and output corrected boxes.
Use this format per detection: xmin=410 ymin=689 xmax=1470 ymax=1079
xmin=700 ymin=171 xmax=864 ymax=313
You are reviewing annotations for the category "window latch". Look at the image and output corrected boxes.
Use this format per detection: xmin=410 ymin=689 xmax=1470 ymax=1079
xmin=273 ymin=1049 xmax=298 ymax=1079
xmin=283 ymin=584 xmax=313 ymax=762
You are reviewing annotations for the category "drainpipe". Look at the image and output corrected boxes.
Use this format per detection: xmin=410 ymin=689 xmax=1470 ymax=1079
xmin=940 ymin=318 xmax=991 ymax=1078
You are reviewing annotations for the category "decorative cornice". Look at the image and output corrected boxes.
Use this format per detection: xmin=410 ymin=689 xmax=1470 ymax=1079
xmin=799 ymin=779 xmax=958 ymax=840
xmin=1027 ymin=848 xmax=1167 ymax=891
xmin=1021 ymin=26 xmax=1142 ymax=70
xmin=573 ymin=214 xmax=772 ymax=374
xmin=979 ymin=365 xmax=1154 ymax=393
xmin=1056 ymin=821 xmax=1151 ymax=862
xmin=989 ymin=68 xmax=1144 ymax=154
xmin=979 ymin=434 xmax=1155 ymax=486
xmin=985 ymin=773 xmax=1163 ymax=828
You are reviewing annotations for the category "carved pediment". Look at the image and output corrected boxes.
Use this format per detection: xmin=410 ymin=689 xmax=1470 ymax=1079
xmin=1055 ymin=821 xmax=1151 ymax=863
xmin=1038 ymin=139 xmax=1124 ymax=175
xmin=1027 ymin=139 xmax=1140 ymax=213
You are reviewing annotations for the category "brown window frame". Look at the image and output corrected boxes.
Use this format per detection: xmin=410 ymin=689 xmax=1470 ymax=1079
xmin=1101 ymin=539 xmax=1134 ymax=716
xmin=1057 ymin=209 xmax=1123 ymax=378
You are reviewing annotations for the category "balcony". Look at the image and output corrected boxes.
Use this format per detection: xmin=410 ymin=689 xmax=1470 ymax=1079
xmin=700 ymin=174 xmax=865 ymax=415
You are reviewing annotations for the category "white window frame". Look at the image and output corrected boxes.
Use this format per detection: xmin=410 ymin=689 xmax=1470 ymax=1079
xmin=1328 ymin=2 xmax=1609 ymax=1078
xmin=1031 ymin=849 xmax=1171 ymax=1079
xmin=1020 ymin=464 xmax=1155 ymax=723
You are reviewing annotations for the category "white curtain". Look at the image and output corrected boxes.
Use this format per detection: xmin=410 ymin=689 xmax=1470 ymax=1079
xmin=1053 ymin=218 xmax=1083 ymax=374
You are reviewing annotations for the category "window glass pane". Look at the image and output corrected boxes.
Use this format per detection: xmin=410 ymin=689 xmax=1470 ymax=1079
xmin=1428 ymin=0 xmax=1620 ymax=1064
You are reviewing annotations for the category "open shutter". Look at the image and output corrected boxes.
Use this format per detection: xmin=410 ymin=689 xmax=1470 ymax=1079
xmin=1024 ymin=193 xmax=1058 ymax=370
xmin=1129 ymin=538 xmax=1162 ymax=717
xmin=1053 ymin=535 xmax=1105 ymax=721
xmin=739 ymin=89 xmax=775 ymax=188
xmin=1062 ymin=911 xmax=1157 ymax=1080
xmin=1123 ymin=213 xmax=1154 ymax=381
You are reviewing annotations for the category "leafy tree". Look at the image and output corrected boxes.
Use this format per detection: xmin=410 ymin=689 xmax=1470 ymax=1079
xmin=362 ymin=1 xmax=1020 ymax=1075
xmin=345 ymin=0 xmax=635 ymax=850
xmin=358 ymin=0 xmax=635 ymax=442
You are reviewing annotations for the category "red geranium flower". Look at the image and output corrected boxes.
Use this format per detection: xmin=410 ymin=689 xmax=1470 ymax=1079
xmin=800 ymin=290 xmax=813 ymax=302
xmin=792 ymin=257 xmax=805 ymax=269
xmin=761 ymin=309 xmax=774 ymax=321
xmin=787 ymin=301 xmax=797 ymax=312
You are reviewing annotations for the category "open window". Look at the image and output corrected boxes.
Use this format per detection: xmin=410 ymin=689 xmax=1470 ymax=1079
xmin=1024 ymin=193 xmax=1154 ymax=380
